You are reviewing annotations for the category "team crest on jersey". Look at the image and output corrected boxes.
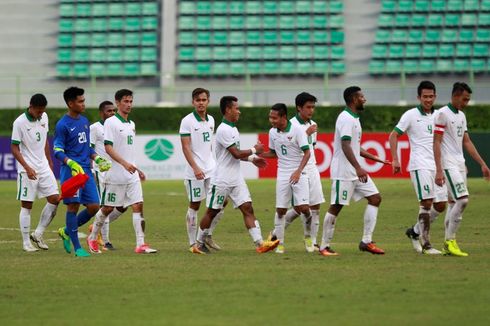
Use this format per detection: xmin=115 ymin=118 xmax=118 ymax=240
xmin=287 ymin=136 xmax=293 ymax=141
xmin=41 ymin=123 xmax=46 ymax=128
xmin=84 ymin=125 xmax=88 ymax=129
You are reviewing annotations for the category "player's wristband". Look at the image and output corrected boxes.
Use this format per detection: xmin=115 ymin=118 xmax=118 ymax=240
xmin=250 ymin=147 xmax=257 ymax=155
xmin=247 ymin=155 xmax=257 ymax=162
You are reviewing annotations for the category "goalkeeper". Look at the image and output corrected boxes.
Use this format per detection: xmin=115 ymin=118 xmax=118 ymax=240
xmin=53 ymin=86 xmax=111 ymax=257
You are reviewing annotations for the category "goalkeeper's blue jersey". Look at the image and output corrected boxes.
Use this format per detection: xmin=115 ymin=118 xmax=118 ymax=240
xmin=54 ymin=114 xmax=95 ymax=168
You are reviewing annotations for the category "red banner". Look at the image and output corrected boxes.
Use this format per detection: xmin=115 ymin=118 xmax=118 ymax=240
xmin=258 ymin=132 xmax=410 ymax=178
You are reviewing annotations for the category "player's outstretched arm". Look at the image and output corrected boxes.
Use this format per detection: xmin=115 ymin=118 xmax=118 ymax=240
xmin=341 ymin=139 xmax=368 ymax=183
xmin=388 ymin=131 xmax=402 ymax=174
xmin=228 ymin=142 xmax=264 ymax=160
xmin=360 ymin=147 xmax=391 ymax=165
xmin=463 ymin=132 xmax=490 ymax=180
xmin=433 ymin=133 xmax=445 ymax=186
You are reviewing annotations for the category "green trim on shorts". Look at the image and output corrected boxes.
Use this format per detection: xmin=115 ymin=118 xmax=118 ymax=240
xmin=291 ymin=194 xmax=295 ymax=207
xmin=17 ymin=173 xmax=22 ymax=200
xmin=335 ymin=180 xmax=340 ymax=204
xmin=188 ymin=180 xmax=193 ymax=202
xmin=95 ymin=171 xmax=101 ymax=200
xmin=414 ymin=170 xmax=422 ymax=201
xmin=444 ymin=169 xmax=458 ymax=199
xmin=208 ymin=185 xmax=216 ymax=209
xmin=101 ymin=186 xmax=107 ymax=206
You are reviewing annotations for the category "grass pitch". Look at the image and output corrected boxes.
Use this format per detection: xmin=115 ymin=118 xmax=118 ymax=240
xmin=0 ymin=179 xmax=489 ymax=325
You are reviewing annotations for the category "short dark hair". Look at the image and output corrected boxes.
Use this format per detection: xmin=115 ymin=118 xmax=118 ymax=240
xmin=220 ymin=96 xmax=238 ymax=115
xmin=295 ymin=92 xmax=317 ymax=108
xmin=192 ymin=88 xmax=210 ymax=100
xmin=271 ymin=103 xmax=288 ymax=117
xmin=63 ymin=86 xmax=84 ymax=105
xmin=343 ymin=86 xmax=361 ymax=105
xmin=98 ymin=100 xmax=114 ymax=111
xmin=115 ymin=89 xmax=133 ymax=101
xmin=417 ymin=80 xmax=436 ymax=96
xmin=452 ymin=82 xmax=472 ymax=96
xmin=30 ymin=93 xmax=47 ymax=107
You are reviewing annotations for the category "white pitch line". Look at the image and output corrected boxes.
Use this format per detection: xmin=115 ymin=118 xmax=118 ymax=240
xmin=0 ymin=227 xmax=87 ymax=239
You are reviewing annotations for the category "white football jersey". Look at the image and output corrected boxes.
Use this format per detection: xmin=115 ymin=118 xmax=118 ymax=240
xmin=104 ymin=112 xmax=139 ymax=184
xmin=211 ymin=119 xmax=243 ymax=187
xmin=434 ymin=104 xmax=467 ymax=170
xmin=179 ymin=111 xmax=216 ymax=180
xmin=269 ymin=121 xmax=310 ymax=178
xmin=11 ymin=110 xmax=50 ymax=173
xmin=90 ymin=120 xmax=111 ymax=172
xmin=330 ymin=108 xmax=362 ymax=181
xmin=394 ymin=106 xmax=435 ymax=171
xmin=290 ymin=114 xmax=317 ymax=166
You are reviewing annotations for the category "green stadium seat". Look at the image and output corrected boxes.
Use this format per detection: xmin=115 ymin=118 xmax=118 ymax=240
xmin=462 ymin=14 xmax=478 ymax=26
xmin=107 ymin=63 xmax=123 ymax=76
xmin=471 ymin=59 xmax=487 ymax=72
xmin=229 ymin=62 xmax=246 ymax=75
xmin=414 ymin=0 xmax=430 ymax=12
xmin=445 ymin=14 xmax=460 ymax=27
xmin=107 ymin=48 xmax=123 ymax=62
xmin=263 ymin=31 xmax=278 ymax=44
xmin=375 ymin=30 xmax=390 ymax=43
xmin=213 ymin=46 xmax=228 ymax=60
xmin=229 ymin=16 xmax=245 ymax=30
xmin=392 ymin=30 xmax=408 ymax=43
xmin=381 ymin=1 xmax=396 ymax=12
xmin=59 ymin=19 xmax=74 ymax=32
xmin=124 ymin=48 xmax=140 ymax=62
xmin=447 ymin=0 xmax=463 ymax=11
xmin=459 ymin=29 xmax=475 ymax=42
xmin=331 ymin=45 xmax=344 ymax=59
xmin=229 ymin=2 xmax=245 ymax=14
xmin=196 ymin=2 xmax=211 ymax=14
xmin=425 ymin=30 xmax=441 ymax=42
xmin=453 ymin=59 xmax=469 ymax=72
xmin=474 ymin=44 xmax=489 ymax=57
xmin=196 ymin=17 xmax=211 ymax=30
xmin=369 ymin=60 xmax=385 ymax=74
xmin=279 ymin=16 xmax=295 ymax=29
xmin=179 ymin=47 xmax=194 ymax=61
xmin=403 ymin=60 xmax=418 ymax=73
xmin=179 ymin=17 xmax=194 ymax=30
xmin=179 ymin=32 xmax=194 ymax=44
xmin=312 ymin=31 xmax=329 ymax=43
xmin=58 ymin=49 xmax=72 ymax=62
xmin=296 ymin=1 xmax=311 ymax=13
xmin=178 ymin=63 xmax=195 ymax=75
xmin=263 ymin=46 xmax=278 ymax=60
xmin=330 ymin=61 xmax=345 ymax=74
xmin=57 ymin=64 xmax=71 ymax=76
xmin=247 ymin=16 xmax=262 ymax=29
xmin=91 ymin=48 xmax=106 ymax=62
xmin=142 ymin=2 xmax=159 ymax=15
xmin=296 ymin=31 xmax=312 ymax=44
xmin=141 ymin=32 xmax=158 ymax=46
xmin=422 ymin=44 xmax=438 ymax=57
xmin=263 ymin=1 xmax=278 ymax=14
xmin=109 ymin=18 xmax=124 ymax=31
xmin=419 ymin=59 xmax=435 ymax=73
xmin=436 ymin=60 xmax=452 ymax=72
xmin=229 ymin=31 xmax=245 ymax=44
xmin=281 ymin=61 xmax=297 ymax=74
xmin=229 ymin=46 xmax=245 ymax=60
xmin=75 ymin=19 xmax=91 ymax=32
xmin=279 ymin=46 xmax=295 ymax=59
xmin=378 ymin=14 xmax=395 ymax=27
xmin=246 ymin=1 xmax=262 ymax=14
xmin=439 ymin=44 xmax=455 ymax=57
xmin=264 ymin=62 xmax=280 ymax=74
xmin=73 ymin=63 xmax=89 ymax=76
xmin=372 ymin=45 xmax=388 ymax=58
xmin=213 ymin=32 xmax=228 ymax=44
xmin=296 ymin=16 xmax=311 ymax=29
xmin=431 ymin=0 xmax=446 ymax=11
xmin=211 ymin=62 xmax=228 ymax=76
xmin=279 ymin=1 xmax=295 ymax=13
xmin=312 ymin=60 xmax=329 ymax=74
xmin=329 ymin=15 xmax=344 ymax=28
xmin=196 ymin=63 xmax=211 ymax=75
xmin=214 ymin=1 xmax=228 ymax=14
xmin=60 ymin=4 xmax=74 ymax=17
xmin=126 ymin=3 xmax=142 ymax=15
xmin=385 ymin=60 xmax=402 ymax=74
xmin=280 ymin=31 xmax=295 ymax=43
xmin=297 ymin=46 xmax=312 ymax=59
xmin=108 ymin=33 xmax=123 ymax=46
xmin=398 ymin=1 xmax=413 ymax=11
xmin=246 ymin=46 xmax=262 ymax=60
xmin=195 ymin=47 xmax=212 ymax=60
xmin=90 ymin=63 xmax=105 ymax=76
xmin=212 ymin=16 xmax=228 ymax=30
xmin=405 ymin=44 xmax=421 ymax=57
xmin=124 ymin=63 xmax=140 ymax=76
xmin=91 ymin=18 xmax=107 ymax=31
xmin=92 ymin=3 xmax=108 ymax=16
xmin=442 ymin=30 xmax=458 ymax=42
xmin=246 ymin=62 xmax=262 ymax=74
xmin=483 ymin=0 xmax=490 ymax=11
xmin=76 ymin=4 xmax=91 ymax=16
xmin=246 ymin=31 xmax=261 ymax=44
xmin=141 ymin=63 xmax=158 ymax=75
xmin=313 ymin=1 xmax=328 ymax=13
xmin=313 ymin=45 xmax=329 ymax=59
xmin=479 ymin=13 xmax=490 ymax=25
xmin=389 ymin=45 xmax=404 ymax=58
xmin=464 ymin=0 xmax=480 ymax=11
xmin=75 ymin=34 xmax=90 ymax=46
xmin=58 ymin=34 xmax=73 ymax=47
xmin=142 ymin=17 xmax=158 ymax=30
xmin=297 ymin=61 xmax=313 ymax=74
xmin=330 ymin=31 xmax=344 ymax=43
xmin=329 ymin=1 xmax=344 ymax=13
xmin=263 ymin=16 xmax=279 ymax=29
xmin=456 ymin=44 xmax=472 ymax=57
xmin=408 ymin=30 xmax=423 ymax=43
xmin=109 ymin=3 xmax=125 ymax=16
xmin=428 ymin=14 xmax=444 ymax=27
xmin=179 ymin=1 xmax=196 ymax=15
xmin=476 ymin=29 xmax=490 ymax=42
xmin=125 ymin=18 xmax=141 ymax=31
xmin=125 ymin=33 xmax=140 ymax=46
xmin=411 ymin=14 xmax=427 ymax=26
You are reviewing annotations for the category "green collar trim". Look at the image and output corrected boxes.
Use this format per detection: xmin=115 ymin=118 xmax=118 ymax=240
xmin=25 ymin=109 xmax=40 ymax=122
xmin=344 ymin=107 xmax=359 ymax=118
xmin=222 ymin=118 xmax=236 ymax=127
xmin=99 ymin=119 xmax=104 ymax=125
xmin=416 ymin=105 xmax=434 ymax=116
xmin=447 ymin=103 xmax=459 ymax=114
xmin=193 ymin=110 xmax=209 ymax=122
xmin=115 ymin=112 xmax=130 ymax=123
xmin=295 ymin=114 xmax=307 ymax=125
xmin=278 ymin=121 xmax=292 ymax=133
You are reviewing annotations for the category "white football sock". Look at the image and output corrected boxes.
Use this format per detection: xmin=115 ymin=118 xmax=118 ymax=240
xmin=101 ymin=220 xmax=110 ymax=243
xmin=300 ymin=211 xmax=312 ymax=237
xmin=196 ymin=227 xmax=207 ymax=244
xmin=446 ymin=198 xmax=468 ymax=240
xmin=186 ymin=207 xmax=198 ymax=245
xmin=19 ymin=207 xmax=31 ymax=245
xmin=429 ymin=206 xmax=440 ymax=224
xmin=310 ymin=209 xmax=320 ymax=244
xmin=89 ymin=209 xmax=107 ymax=241
xmin=208 ymin=209 xmax=224 ymax=235
xmin=418 ymin=207 xmax=431 ymax=248
xmin=284 ymin=208 xmax=299 ymax=229
xmin=132 ymin=212 xmax=145 ymax=247
xmin=35 ymin=202 xmax=57 ymax=236
xmin=320 ymin=212 xmax=336 ymax=250
xmin=444 ymin=202 xmax=455 ymax=239
xmin=248 ymin=220 xmax=263 ymax=246
xmin=362 ymin=205 xmax=378 ymax=244
xmin=107 ymin=208 xmax=123 ymax=223
xmin=273 ymin=212 xmax=285 ymax=244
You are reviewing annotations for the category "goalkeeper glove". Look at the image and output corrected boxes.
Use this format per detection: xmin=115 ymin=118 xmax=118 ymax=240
xmin=66 ymin=159 xmax=84 ymax=176
xmin=94 ymin=155 xmax=111 ymax=172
